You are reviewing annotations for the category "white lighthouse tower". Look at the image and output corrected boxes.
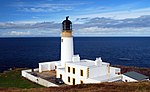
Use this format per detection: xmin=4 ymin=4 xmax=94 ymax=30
xmin=28 ymin=16 xmax=122 ymax=86
xmin=61 ymin=16 xmax=74 ymax=66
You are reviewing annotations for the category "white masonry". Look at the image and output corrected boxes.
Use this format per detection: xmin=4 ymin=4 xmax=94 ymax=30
xmin=38 ymin=16 xmax=122 ymax=85
xmin=61 ymin=35 xmax=74 ymax=66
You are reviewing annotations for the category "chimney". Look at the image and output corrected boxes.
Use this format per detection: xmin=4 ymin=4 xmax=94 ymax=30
xmin=72 ymin=55 xmax=80 ymax=63
xmin=95 ymin=57 xmax=102 ymax=66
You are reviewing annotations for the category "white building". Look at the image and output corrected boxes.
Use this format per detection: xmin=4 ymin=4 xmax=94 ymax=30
xmin=122 ymin=71 xmax=149 ymax=82
xmin=38 ymin=16 xmax=122 ymax=85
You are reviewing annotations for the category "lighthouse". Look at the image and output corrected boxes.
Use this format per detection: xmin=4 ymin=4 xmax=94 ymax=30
xmin=36 ymin=16 xmax=121 ymax=86
xmin=61 ymin=16 xmax=74 ymax=66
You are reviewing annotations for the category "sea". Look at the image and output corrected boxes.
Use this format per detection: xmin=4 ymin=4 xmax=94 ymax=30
xmin=0 ymin=37 xmax=150 ymax=72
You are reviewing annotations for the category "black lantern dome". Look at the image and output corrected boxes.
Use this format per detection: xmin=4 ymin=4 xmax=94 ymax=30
xmin=62 ymin=16 xmax=72 ymax=30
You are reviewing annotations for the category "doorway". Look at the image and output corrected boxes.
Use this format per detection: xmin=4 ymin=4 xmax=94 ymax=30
xmin=60 ymin=74 xmax=62 ymax=79
xmin=73 ymin=78 xmax=75 ymax=85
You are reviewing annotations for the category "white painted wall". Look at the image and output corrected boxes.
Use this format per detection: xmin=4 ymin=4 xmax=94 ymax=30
xmin=110 ymin=67 xmax=121 ymax=76
xmin=85 ymin=78 xmax=100 ymax=84
xmin=122 ymin=74 xmax=137 ymax=82
xmin=89 ymin=66 xmax=108 ymax=78
xmin=56 ymin=68 xmax=65 ymax=78
xmin=61 ymin=37 xmax=74 ymax=66
xmin=101 ymin=75 xmax=122 ymax=82
xmin=95 ymin=57 xmax=102 ymax=66
xmin=21 ymin=69 xmax=58 ymax=87
xmin=58 ymin=61 xmax=122 ymax=85
xmin=37 ymin=61 xmax=121 ymax=85
xmin=58 ymin=63 xmax=88 ymax=85
xmin=39 ymin=62 xmax=57 ymax=72
xmin=72 ymin=55 xmax=80 ymax=63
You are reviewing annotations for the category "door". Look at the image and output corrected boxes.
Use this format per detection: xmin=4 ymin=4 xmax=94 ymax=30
xmin=73 ymin=78 xmax=75 ymax=85
xmin=60 ymin=74 xmax=62 ymax=79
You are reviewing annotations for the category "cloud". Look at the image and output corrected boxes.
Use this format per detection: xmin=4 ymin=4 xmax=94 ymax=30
xmin=8 ymin=31 xmax=31 ymax=36
xmin=73 ymin=7 xmax=150 ymax=19
xmin=75 ymin=27 xmax=150 ymax=36
xmin=10 ymin=1 xmax=89 ymax=13
xmin=0 ymin=21 xmax=61 ymax=37
xmin=11 ymin=2 xmax=81 ymax=12
xmin=0 ymin=22 xmax=60 ymax=29
xmin=74 ymin=15 xmax=150 ymax=36
xmin=0 ymin=15 xmax=150 ymax=37
xmin=6 ymin=1 xmax=150 ymax=20
xmin=20 ymin=4 xmax=73 ymax=12
xmin=74 ymin=15 xmax=150 ymax=28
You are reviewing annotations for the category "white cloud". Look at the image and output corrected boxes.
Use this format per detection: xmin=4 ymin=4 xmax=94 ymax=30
xmin=21 ymin=6 xmax=72 ymax=12
xmin=11 ymin=1 xmax=88 ymax=13
xmin=0 ymin=15 xmax=150 ymax=37
xmin=16 ymin=3 xmax=74 ymax=12
xmin=75 ymin=27 xmax=150 ymax=36
xmin=73 ymin=7 xmax=150 ymax=19
xmin=8 ymin=31 xmax=31 ymax=36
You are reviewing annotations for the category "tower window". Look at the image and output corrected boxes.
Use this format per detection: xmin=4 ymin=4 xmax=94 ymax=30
xmin=68 ymin=67 xmax=70 ymax=73
xmin=73 ymin=68 xmax=75 ymax=74
xmin=80 ymin=70 xmax=83 ymax=76
xmin=68 ymin=76 xmax=70 ymax=82
xmin=61 ymin=39 xmax=63 ymax=42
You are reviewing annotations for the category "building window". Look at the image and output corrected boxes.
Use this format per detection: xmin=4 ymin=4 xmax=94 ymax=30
xmin=80 ymin=70 xmax=83 ymax=76
xmin=80 ymin=80 xmax=83 ymax=84
xmin=107 ymin=65 xmax=110 ymax=73
xmin=60 ymin=74 xmax=62 ymax=79
xmin=116 ymin=72 xmax=121 ymax=75
xmin=68 ymin=76 xmax=70 ymax=82
xmin=73 ymin=68 xmax=75 ymax=74
xmin=61 ymin=39 xmax=63 ymax=42
xmin=87 ymin=68 xmax=89 ymax=78
xmin=68 ymin=67 xmax=70 ymax=73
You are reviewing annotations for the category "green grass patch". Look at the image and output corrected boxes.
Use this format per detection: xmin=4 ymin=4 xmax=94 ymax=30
xmin=0 ymin=68 xmax=43 ymax=88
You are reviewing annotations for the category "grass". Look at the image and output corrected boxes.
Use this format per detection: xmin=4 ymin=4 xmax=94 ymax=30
xmin=0 ymin=68 xmax=43 ymax=88
xmin=0 ymin=82 xmax=150 ymax=92
xmin=0 ymin=67 xmax=150 ymax=92
xmin=115 ymin=65 xmax=150 ymax=77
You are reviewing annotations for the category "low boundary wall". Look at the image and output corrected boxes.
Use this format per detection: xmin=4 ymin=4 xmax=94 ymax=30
xmin=21 ymin=69 xmax=58 ymax=87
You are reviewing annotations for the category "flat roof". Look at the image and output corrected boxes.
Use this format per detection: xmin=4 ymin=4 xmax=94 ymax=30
xmin=67 ymin=59 xmax=109 ymax=68
xmin=123 ymin=71 xmax=149 ymax=81
xmin=75 ymin=60 xmax=96 ymax=67
xmin=39 ymin=61 xmax=60 ymax=64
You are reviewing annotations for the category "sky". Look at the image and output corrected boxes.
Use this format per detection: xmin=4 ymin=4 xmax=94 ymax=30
xmin=0 ymin=0 xmax=150 ymax=37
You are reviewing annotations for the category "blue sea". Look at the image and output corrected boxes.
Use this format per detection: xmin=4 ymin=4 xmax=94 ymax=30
xmin=0 ymin=37 xmax=150 ymax=72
